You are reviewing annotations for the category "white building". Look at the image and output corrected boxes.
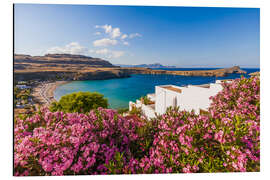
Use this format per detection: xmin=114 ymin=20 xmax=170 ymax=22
xmin=129 ymin=80 xmax=230 ymax=119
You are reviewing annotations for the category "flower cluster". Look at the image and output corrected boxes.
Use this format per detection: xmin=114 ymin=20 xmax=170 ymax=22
xmin=208 ymin=76 xmax=260 ymax=172
xmin=14 ymin=108 xmax=149 ymax=176
xmin=14 ymin=76 xmax=260 ymax=175
xmin=131 ymin=76 xmax=260 ymax=173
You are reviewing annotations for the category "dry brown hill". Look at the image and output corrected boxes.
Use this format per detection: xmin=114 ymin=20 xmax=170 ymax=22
xmin=14 ymin=54 xmax=247 ymax=81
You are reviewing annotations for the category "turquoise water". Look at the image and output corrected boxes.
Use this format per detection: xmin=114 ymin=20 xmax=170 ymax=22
xmin=54 ymin=68 xmax=259 ymax=109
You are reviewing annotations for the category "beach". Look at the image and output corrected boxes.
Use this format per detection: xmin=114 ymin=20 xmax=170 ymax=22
xmin=32 ymin=81 xmax=69 ymax=106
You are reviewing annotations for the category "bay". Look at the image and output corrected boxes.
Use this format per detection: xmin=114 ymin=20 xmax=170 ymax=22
xmin=54 ymin=68 xmax=259 ymax=109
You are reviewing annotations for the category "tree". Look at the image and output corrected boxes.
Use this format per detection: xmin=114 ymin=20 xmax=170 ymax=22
xmin=50 ymin=91 xmax=108 ymax=113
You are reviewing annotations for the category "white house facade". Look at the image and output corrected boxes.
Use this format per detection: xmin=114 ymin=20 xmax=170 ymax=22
xmin=129 ymin=80 xmax=229 ymax=119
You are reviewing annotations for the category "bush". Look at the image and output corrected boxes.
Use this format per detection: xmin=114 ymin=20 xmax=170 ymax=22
xmin=50 ymin=91 xmax=108 ymax=113
xmin=129 ymin=106 xmax=142 ymax=116
xmin=14 ymin=108 xmax=149 ymax=176
xmin=132 ymin=76 xmax=260 ymax=173
xmin=117 ymin=108 xmax=129 ymax=114
xmin=141 ymin=96 xmax=154 ymax=105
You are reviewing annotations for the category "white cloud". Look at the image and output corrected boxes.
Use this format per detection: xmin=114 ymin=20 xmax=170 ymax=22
xmin=121 ymin=34 xmax=128 ymax=40
xmin=92 ymin=48 xmax=124 ymax=59
xmin=129 ymin=33 xmax=142 ymax=39
xmin=46 ymin=42 xmax=86 ymax=54
xmin=111 ymin=51 xmax=124 ymax=58
xmin=94 ymin=32 xmax=101 ymax=35
xmin=111 ymin=28 xmax=121 ymax=39
xmin=123 ymin=41 xmax=129 ymax=46
xmin=95 ymin=24 xmax=142 ymax=40
xmin=95 ymin=24 xmax=112 ymax=34
xmin=46 ymin=42 xmax=124 ymax=59
xmin=95 ymin=48 xmax=110 ymax=55
xmin=95 ymin=24 xmax=122 ymax=39
xmin=93 ymin=38 xmax=118 ymax=47
xmin=102 ymin=24 xmax=113 ymax=33
xmin=88 ymin=49 xmax=95 ymax=53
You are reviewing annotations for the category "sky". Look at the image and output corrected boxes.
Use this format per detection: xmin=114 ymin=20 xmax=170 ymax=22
xmin=14 ymin=4 xmax=260 ymax=68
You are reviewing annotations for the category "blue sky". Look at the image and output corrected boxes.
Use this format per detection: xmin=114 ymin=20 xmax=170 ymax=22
xmin=14 ymin=4 xmax=260 ymax=67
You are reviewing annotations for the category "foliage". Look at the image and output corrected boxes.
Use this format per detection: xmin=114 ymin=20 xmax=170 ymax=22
xmin=132 ymin=76 xmax=260 ymax=173
xmin=14 ymin=85 xmax=34 ymax=112
xmin=141 ymin=96 xmax=153 ymax=105
xmin=15 ymin=89 xmax=30 ymax=99
xmin=14 ymin=108 xmax=150 ymax=176
xmin=50 ymin=91 xmax=108 ymax=113
xmin=14 ymin=76 xmax=260 ymax=175
xmin=117 ymin=108 xmax=129 ymax=114
xmin=129 ymin=106 xmax=142 ymax=116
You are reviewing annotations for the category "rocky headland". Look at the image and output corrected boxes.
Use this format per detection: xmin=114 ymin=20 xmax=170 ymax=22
xmin=14 ymin=54 xmax=247 ymax=81
xmin=115 ymin=63 xmax=177 ymax=68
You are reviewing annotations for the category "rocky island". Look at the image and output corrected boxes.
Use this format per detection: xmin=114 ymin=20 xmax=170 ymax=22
xmin=14 ymin=53 xmax=247 ymax=81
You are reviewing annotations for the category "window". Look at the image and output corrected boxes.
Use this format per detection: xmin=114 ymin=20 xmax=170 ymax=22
xmin=173 ymin=97 xmax=177 ymax=108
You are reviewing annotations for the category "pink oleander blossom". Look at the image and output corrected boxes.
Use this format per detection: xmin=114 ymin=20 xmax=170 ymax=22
xmin=14 ymin=77 xmax=260 ymax=175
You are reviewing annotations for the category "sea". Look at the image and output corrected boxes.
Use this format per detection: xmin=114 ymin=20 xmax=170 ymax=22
xmin=54 ymin=68 xmax=259 ymax=109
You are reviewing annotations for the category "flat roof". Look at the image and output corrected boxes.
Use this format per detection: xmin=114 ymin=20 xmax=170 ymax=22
xmin=162 ymin=86 xmax=182 ymax=93
xmin=216 ymin=79 xmax=233 ymax=83
xmin=193 ymin=84 xmax=210 ymax=88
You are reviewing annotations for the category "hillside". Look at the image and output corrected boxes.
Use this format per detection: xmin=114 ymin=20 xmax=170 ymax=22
xmin=116 ymin=63 xmax=176 ymax=68
xmin=14 ymin=54 xmax=247 ymax=81
xmin=120 ymin=66 xmax=247 ymax=77
xmin=14 ymin=54 xmax=129 ymax=81
xmin=14 ymin=53 xmax=115 ymax=71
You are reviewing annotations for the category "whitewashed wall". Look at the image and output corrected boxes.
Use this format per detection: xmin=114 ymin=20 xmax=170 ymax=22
xmin=155 ymin=83 xmax=223 ymax=115
xmin=147 ymin=93 xmax=156 ymax=102
xmin=129 ymin=101 xmax=156 ymax=119
xmin=131 ymin=81 xmax=223 ymax=118
xmin=155 ymin=85 xmax=184 ymax=115
xmin=129 ymin=100 xmax=143 ymax=111
xmin=141 ymin=104 xmax=156 ymax=119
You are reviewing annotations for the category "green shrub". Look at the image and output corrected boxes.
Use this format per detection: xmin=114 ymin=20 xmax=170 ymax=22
xmin=141 ymin=96 xmax=153 ymax=105
xmin=129 ymin=106 xmax=142 ymax=116
xmin=50 ymin=91 xmax=108 ymax=113
xmin=117 ymin=107 xmax=129 ymax=114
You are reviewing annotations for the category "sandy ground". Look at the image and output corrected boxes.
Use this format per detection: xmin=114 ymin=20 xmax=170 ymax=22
xmin=32 ymin=81 xmax=69 ymax=106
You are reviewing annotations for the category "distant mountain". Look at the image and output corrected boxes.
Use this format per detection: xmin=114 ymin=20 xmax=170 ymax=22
xmin=115 ymin=63 xmax=177 ymax=68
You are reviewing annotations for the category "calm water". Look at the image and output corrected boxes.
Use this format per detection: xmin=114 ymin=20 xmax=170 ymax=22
xmin=54 ymin=68 xmax=259 ymax=109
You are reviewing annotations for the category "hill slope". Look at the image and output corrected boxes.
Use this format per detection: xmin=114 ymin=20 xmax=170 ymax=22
xmin=14 ymin=53 xmax=115 ymax=71
xmin=116 ymin=63 xmax=176 ymax=68
xmin=14 ymin=54 xmax=247 ymax=81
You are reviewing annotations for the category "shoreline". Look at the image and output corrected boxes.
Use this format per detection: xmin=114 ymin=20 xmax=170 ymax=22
xmin=32 ymin=81 xmax=70 ymax=106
